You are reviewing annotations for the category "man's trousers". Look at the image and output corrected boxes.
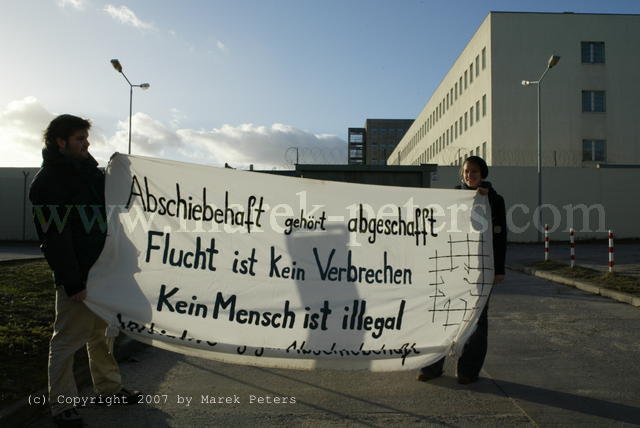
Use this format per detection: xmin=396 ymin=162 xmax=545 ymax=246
xmin=48 ymin=287 xmax=122 ymax=415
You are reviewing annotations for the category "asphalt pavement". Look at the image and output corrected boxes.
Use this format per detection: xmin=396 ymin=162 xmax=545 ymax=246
xmin=0 ymin=241 xmax=43 ymax=262
xmin=24 ymin=269 xmax=640 ymax=427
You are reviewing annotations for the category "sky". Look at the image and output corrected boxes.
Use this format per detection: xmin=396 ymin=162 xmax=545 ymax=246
xmin=2 ymin=0 xmax=639 ymax=169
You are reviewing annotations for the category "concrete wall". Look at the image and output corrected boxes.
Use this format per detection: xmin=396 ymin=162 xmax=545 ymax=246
xmin=492 ymin=12 xmax=640 ymax=167
xmin=431 ymin=165 xmax=639 ymax=242
xmin=0 ymin=168 xmax=41 ymax=240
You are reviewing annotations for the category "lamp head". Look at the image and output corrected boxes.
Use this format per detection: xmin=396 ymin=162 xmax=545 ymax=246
xmin=110 ymin=59 xmax=122 ymax=73
xmin=521 ymin=80 xmax=531 ymax=86
xmin=140 ymin=83 xmax=150 ymax=90
xmin=548 ymin=55 xmax=561 ymax=69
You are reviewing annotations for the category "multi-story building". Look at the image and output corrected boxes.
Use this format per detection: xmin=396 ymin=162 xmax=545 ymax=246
xmin=389 ymin=12 xmax=640 ymax=167
xmin=348 ymin=119 xmax=413 ymax=165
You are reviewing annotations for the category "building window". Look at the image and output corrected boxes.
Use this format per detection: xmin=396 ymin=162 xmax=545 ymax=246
xmin=349 ymin=133 xmax=362 ymax=143
xmin=475 ymin=146 xmax=479 ymax=156
xmin=581 ymin=41 xmax=605 ymax=64
xmin=464 ymin=70 xmax=468 ymax=89
xmin=455 ymin=82 xmax=458 ymax=100
xmin=475 ymin=100 xmax=480 ymax=121
xmin=470 ymin=106 xmax=474 ymax=126
xmin=582 ymin=90 xmax=606 ymax=112
xmin=469 ymin=64 xmax=473 ymax=83
xmin=482 ymin=142 xmax=486 ymax=159
xmin=582 ymin=139 xmax=606 ymax=161
xmin=464 ymin=112 xmax=468 ymax=131
xmin=459 ymin=77 xmax=463 ymax=94
xmin=482 ymin=47 xmax=486 ymax=69
xmin=482 ymin=94 xmax=487 ymax=116
xmin=475 ymin=55 xmax=479 ymax=77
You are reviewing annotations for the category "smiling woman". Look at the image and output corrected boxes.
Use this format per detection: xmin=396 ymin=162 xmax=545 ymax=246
xmin=417 ymin=155 xmax=507 ymax=385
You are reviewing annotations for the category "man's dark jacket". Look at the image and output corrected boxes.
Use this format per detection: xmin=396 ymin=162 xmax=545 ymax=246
xmin=29 ymin=148 xmax=107 ymax=296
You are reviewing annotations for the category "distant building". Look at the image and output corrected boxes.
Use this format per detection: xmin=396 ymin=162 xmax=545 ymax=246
xmin=348 ymin=119 xmax=413 ymax=165
xmin=389 ymin=12 xmax=640 ymax=167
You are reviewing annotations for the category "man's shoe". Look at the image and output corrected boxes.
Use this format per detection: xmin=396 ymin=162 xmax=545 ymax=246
xmin=416 ymin=369 xmax=443 ymax=382
xmin=113 ymin=387 xmax=143 ymax=405
xmin=97 ymin=388 xmax=143 ymax=405
xmin=52 ymin=408 xmax=83 ymax=428
xmin=457 ymin=374 xmax=479 ymax=384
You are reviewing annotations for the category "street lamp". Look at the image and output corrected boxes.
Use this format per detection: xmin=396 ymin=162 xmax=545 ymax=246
xmin=110 ymin=59 xmax=150 ymax=155
xmin=521 ymin=54 xmax=560 ymax=242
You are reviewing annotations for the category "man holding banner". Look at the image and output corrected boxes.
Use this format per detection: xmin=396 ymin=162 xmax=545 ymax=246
xmin=30 ymin=115 xmax=141 ymax=428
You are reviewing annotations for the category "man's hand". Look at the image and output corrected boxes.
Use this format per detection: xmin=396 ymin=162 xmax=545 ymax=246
xmin=70 ymin=290 xmax=87 ymax=301
xmin=493 ymin=274 xmax=505 ymax=284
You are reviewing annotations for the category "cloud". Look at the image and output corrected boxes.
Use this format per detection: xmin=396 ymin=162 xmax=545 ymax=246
xmin=103 ymin=4 xmax=154 ymax=30
xmin=169 ymin=108 xmax=186 ymax=129
xmin=216 ymin=40 xmax=227 ymax=52
xmin=1 ymin=98 xmax=347 ymax=169
xmin=105 ymin=112 xmax=182 ymax=158
xmin=107 ymin=116 xmax=346 ymax=169
xmin=57 ymin=0 xmax=85 ymax=9
xmin=176 ymin=123 xmax=346 ymax=169
xmin=0 ymin=97 xmax=55 ymax=167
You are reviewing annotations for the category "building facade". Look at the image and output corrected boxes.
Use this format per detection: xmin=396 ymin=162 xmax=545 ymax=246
xmin=348 ymin=119 xmax=413 ymax=165
xmin=389 ymin=12 xmax=640 ymax=167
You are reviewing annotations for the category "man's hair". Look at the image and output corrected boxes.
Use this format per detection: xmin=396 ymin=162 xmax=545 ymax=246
xmin=460 ymin=155 xmax=489 ymax=179
xmin=43 ymin=114 xmax=91 ymax=151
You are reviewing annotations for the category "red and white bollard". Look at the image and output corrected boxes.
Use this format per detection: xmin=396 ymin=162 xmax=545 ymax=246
xmin=544 ymin=224 xmax=549 ymax=261
xmin=570 ymin=228 xmax=576 ymax=268
xmin=608 ymin=230 xmax=615 ymax=273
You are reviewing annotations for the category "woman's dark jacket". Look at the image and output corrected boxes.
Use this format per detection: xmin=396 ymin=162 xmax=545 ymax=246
xmin=455 ymin=182 xmax=507 ymax=275
xmin=29 ymin=148 xmax=107 ymax=296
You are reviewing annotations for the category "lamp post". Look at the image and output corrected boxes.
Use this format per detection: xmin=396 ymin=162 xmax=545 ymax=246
xmin=110 ymin=59 xmax=150 ymax=155
xmin=521 ymin=54 xmax=560 ymax=242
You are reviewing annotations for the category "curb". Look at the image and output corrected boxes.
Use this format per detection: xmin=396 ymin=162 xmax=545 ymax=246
xmin=0 ymin=334 xmax=148 ymax=428
xmin=0 ymin=256 xmax=45 ymax=264
xmin=507 ymin=264 xmax=640 ymax=308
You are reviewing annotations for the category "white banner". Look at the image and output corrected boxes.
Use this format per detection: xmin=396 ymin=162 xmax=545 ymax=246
xmin=86 ymin=154 xmax=494 ymax=371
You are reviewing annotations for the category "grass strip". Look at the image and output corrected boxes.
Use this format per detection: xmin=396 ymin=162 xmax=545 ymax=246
xmin=0 ymin=259 xmax=55 ymax=405
xmin=528 ymin=260 xmax=640 ymax=296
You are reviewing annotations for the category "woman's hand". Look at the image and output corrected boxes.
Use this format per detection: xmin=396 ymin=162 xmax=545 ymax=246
xmin=477 ymin=187 xmax=489 ymax=196
xmin=493 ymin=274 xmax=505 ymax=284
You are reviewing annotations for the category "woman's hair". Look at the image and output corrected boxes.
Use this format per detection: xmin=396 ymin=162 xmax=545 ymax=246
xmin=43 ymin=114 xmax=91 ymax=151
xmin=460 ymin=155 xmax=489 ymax=179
